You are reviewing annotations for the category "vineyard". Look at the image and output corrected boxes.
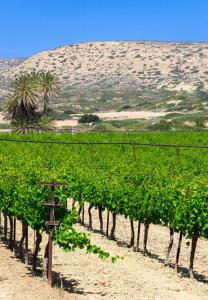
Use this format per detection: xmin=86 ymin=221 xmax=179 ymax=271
xmin=1 ymin=131 xmax=208 ymax=294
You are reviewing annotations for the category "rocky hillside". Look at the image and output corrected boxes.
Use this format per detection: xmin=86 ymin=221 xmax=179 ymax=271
xmin=0 ymin=42 xmax=208 ymax=113
xmin=0 ymin=58 xmax=24 ymax=71
xmin=0 ymin=58 xmax=25 ymax=97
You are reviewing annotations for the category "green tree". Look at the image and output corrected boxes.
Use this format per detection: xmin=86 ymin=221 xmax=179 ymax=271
xmin=78 ymin=114 xmax=100 ymax=124
xmin=5 ymin=73 xmax=52 ymax=133
xmin=37 ymin=71 xmax=60 ymax=114
xmin=6 ymin=74 xmax=38 ymax=119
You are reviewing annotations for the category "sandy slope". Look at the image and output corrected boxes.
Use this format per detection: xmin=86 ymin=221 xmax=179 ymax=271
xmin=94 ymin=110 xmax=167 ymax=120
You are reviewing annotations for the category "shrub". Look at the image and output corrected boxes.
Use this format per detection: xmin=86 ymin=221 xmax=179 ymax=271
xmin=195 ymin=119 xmax=205 ymax=128
xmin=64 ymin=110 xmax=75 ymax=114
xmin=78 ymin=114 xmax=100 ymax=124
xmin=122 ymin=105 xmax=131 ymax=110
xmin=93 ymin=124 xmax=108 ymax=132
xmin=111 ymin=120 xmax=123 ymax=128
xmin=148 ymin=120 xmax=174 ymax=131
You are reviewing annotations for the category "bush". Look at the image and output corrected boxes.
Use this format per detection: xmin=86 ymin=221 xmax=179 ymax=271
xmin=64 ymin=110 xmax=75 ymax=114
xmin=122 ymin=105 xmax=131 ymax=110
xmin=47 ymin=110 xmax=72 ymax=121
xmin=78 ymin=114 xmax=100 ymax=124
xmin=111 ymin=121 xmax=123 ymax=128
xmin=195 ymin=119 xmax=205 ymax=128
xmin=147 ymin=120 xmax=174 ymax=131
xmin=93 ymin=124 xmax=108 ymax=132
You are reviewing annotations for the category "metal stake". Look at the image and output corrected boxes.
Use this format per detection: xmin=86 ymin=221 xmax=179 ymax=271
xmin=39 ymin=180 xmax=68 ymax=286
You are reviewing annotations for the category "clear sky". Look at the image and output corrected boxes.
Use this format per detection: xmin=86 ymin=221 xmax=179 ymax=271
xmin=0 ymin=0 xmax=207 ymax=58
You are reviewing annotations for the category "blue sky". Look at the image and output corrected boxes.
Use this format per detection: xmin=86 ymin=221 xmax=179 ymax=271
xmin=0 ymin=0 xmax=207 ymax=58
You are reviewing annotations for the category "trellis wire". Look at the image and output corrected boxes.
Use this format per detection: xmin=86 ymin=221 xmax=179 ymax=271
xmin=0 ymin=138 xmax=208 ymax=150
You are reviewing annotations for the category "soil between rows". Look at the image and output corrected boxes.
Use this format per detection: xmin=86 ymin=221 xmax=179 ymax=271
xmin=1 ymin=204 xmax=208 ymax=300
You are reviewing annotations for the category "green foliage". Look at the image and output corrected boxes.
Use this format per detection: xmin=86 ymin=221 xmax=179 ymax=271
xmin=93 ymin=124 xmax=108 ymax=132
xmin=147 ymin=120 xmax=175 ymax=131
xmin=5 ymin=74 xmax=39 ymax=119
xmin=35 ymin=70 xmax=60 ymax=114
xmin=195 ymin=119 xmax=204 ymax=128
xmin=49 ymin=110 xmax=72 ymax=121
xmin=1 ymin=131 xmax=208 ymax=260
xmin=4 ymin=71 xmax=61 ymax=133
xmin=10 ymin=115 xmax=53 ymax=133
xmin=78 ymin=114 xmax=100 ymax=124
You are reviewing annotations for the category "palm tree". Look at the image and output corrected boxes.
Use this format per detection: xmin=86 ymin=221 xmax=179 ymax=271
xmin=5 ymin=71 xmax=59 ymax=133
xmin=6 ymin=73 xmax=38 ymax=119
xmin=37 ymin=71 xmax=60 ymax=114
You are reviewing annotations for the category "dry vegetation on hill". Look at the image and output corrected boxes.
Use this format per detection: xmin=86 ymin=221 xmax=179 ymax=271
xmin=0 ymin=42 xmax=208 ymax=130
xmin=3 ymin=41 xmax=208 ymax=90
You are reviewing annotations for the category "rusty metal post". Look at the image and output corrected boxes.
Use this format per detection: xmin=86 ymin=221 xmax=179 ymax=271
xmin=175 ymin=146 xmax=180 ymax=165
xmin=48 ymin=229 xmax=53 ymax=286
xmin=39 ymin=180 xmax=68 ymax=287
xmin=47 ymin=185 xmax=55 ymax=287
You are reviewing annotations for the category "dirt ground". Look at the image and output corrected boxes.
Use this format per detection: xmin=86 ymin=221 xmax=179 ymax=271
xmin=1 ymin=205 xmax=208 ymax=300
xmin=54 ymin=111 xmax=168 ymax=128
xmin=0 ymin=111 xmax=167 ymax=129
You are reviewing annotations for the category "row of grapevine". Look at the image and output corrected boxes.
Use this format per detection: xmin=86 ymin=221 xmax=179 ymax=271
xmin=0 ymin=132 xmax=208 ymax=279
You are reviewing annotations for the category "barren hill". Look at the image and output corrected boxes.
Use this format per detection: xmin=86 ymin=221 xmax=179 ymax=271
xmin=0 ymin=42 xmax=208 ymax=114
xmin=0 ymin=58 xmax=25 ymax=97
xmin=0 ymin=58 xmax=24 ymax=71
